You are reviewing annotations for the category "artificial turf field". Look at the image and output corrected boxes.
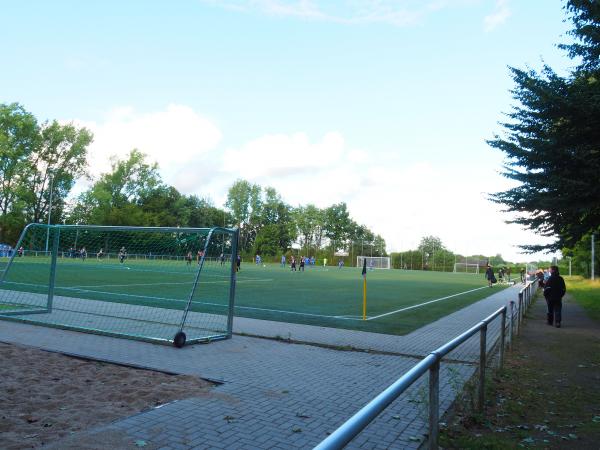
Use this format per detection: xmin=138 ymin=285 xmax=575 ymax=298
xmin=0 ymin=257 xmax=508 ymax=335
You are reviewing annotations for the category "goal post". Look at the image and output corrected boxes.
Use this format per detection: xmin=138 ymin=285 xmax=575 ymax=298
xmin=453 ymin=262 xmax=480 ymax=274
xmin=0 ymin=223 xmax=239 ymax=347
xmin=356 ymin=256 xmax=391 ymax=270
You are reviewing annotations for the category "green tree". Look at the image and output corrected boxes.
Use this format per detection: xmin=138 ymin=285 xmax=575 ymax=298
xmin=69 ymin=150 xmax=162 ymax=226
xmin=489 ymin=0 xmax=600 ymax=252
xmin=0 ymin=103 xmax=92 ymax=243
xmin=418 ymin=236 xmax=446 ymax=270
xmin=0 ymin=103 xmax=38 ymax=243
xmin=324 ymin=202 xmax=353 ymax=249
xmin=25 ymin=121 xmax=92 ymax=225
xmin=258 ymin=187 xmax=295 ymax=253
xmin=294 ymin=204 xmax=324 ymax=254
xmin=225 ymin=179 xmax=262 ymax=252
xmin=184 ymin=195 xmax=231 ymax=229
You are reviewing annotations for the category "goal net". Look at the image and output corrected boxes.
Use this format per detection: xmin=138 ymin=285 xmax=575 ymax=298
xmin=0 ymin=224 xmax=239 ymax=347
xmin=453 ymin=263 xmax=480 ymax=274
xmin=356 ymin=256 xmax=391 ymax=270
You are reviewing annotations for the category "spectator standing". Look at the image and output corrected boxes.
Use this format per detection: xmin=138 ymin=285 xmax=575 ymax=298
xmin=485 ymin=265 xmax=494 ymax=287
xmin=536 ymin=269 xmax=545 ymax=288
xmin=543 ymin=265 xmax=567 ymax=327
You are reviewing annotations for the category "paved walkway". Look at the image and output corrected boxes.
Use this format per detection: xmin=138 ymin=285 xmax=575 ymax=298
xmin=0 ymin=284 xmax=523 ymax=449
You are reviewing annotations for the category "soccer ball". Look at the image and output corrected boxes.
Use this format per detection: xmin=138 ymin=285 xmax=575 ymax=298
xmin=263 ymin=264 xmax=266 ymax=267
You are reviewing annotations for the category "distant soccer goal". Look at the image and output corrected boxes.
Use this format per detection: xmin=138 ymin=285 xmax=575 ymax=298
xmin=0 ymin=224 xmax=239 ymax=347
xmin=357 ymin=256 xmax=391 ymax=270
xmin=453 ymin=262 xmax=480 ymax=274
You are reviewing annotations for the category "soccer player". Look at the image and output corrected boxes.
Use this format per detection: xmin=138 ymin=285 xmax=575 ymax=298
xmin=281 ymin=254 xmax=286 ymax=268
xmin=236 ymin=254 xmax=241 ymax=272
xmin=291 ymin=256 xmax=296 ymax=271
xmin=97 ymin=248 xmax=104 ymax=259
xmin=80 ymin=247 xmax=87 ymax=261
xmin=219 ymin=252 xmax=225 ymax=266
xmin=299 ymin=256 xmax=305 ymax=272
xmin=119 ymin=247 xmax=127 ymax=264
xmin=186 ymin=251 xmax=192 ymax=266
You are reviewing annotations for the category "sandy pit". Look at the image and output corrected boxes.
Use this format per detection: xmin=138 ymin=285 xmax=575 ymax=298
xmin=0 ymin=342 xmax=213 ymax=449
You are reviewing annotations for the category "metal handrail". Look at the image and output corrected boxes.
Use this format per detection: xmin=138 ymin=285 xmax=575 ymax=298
xmin=315 ymin=280 xmax=539 ymax=450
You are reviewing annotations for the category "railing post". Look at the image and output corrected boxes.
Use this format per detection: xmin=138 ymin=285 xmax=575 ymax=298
xmin=478 ymin=323 xmax=487 ymax=413
xmin=428 ymin=358 xmax=440 ymax=450
xmin=499 ymin=307 xmax=506 ymax=369
xmin=516 ymin=292 xmax=523 ymax=335
xmin=508 ymin=301 xmax=514 ymax=351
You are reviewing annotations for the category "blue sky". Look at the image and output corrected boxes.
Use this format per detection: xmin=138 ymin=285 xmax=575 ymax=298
xmin=2 ymin=0 xmax=572 ymax=261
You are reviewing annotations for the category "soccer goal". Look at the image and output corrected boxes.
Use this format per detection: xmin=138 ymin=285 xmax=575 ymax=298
xmin=453 ymin=262 xmax=480 ymax=274
xmin=0 ymin=224 xmax=239 ymax=347
xmin=357 ymin=256 xmax=391 ymax=269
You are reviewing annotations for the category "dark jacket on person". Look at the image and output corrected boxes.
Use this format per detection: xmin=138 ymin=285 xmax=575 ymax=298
xmin=485 ymin=267 xmax=493 ymax=280
xmin=543 ymin=273 xmax=566 ymax=301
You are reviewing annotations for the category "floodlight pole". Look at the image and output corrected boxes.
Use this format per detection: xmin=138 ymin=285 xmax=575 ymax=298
xmin=568 ymin=256 xmax=572 ymax=277
xmin=45 ymin=171 xmax=55 ymax=254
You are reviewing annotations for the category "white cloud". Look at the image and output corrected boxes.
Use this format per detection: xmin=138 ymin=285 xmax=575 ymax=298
xmin=73 ymin=104 xmax=222 ymax=192
xmin=483 ymin=0 xmax=511 ymax=32
xmin=222 ymin=131 xmax=345 ymax=179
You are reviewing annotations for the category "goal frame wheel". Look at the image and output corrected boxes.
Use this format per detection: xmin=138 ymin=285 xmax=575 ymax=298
xmin=173 ymin=331 xmax=186 ymax=348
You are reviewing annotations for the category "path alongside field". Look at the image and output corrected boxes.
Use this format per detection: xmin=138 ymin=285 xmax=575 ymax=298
xmin=0 ymin=284 xmax=523 ymax=449
xmin=441 ymin=293 xmax=600 ymax=449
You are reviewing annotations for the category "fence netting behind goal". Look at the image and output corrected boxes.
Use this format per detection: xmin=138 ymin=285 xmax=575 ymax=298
xmin=0 ymin=224 xmax=238 ymax=347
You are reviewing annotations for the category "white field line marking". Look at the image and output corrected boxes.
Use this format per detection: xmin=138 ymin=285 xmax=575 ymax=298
xmin=366 ymin=286 xmax=490 ymax=321
xmin=232 ymin=305 xmax=360 ymax=320
xmin=68 ymin=278 xmax=273 ymax=289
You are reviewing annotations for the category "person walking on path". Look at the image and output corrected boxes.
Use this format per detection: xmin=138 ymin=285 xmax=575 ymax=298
xmin=536 ymin=269 xmax=545 ymax=288
xmin=485 ymin=265 xmax=495 ymax=287
xmin=543 ymin=265 xmax=566 ymax=327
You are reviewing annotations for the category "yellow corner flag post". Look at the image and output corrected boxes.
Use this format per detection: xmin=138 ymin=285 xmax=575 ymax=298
xmin=362 ymin=259 xmax=367 ymax=320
